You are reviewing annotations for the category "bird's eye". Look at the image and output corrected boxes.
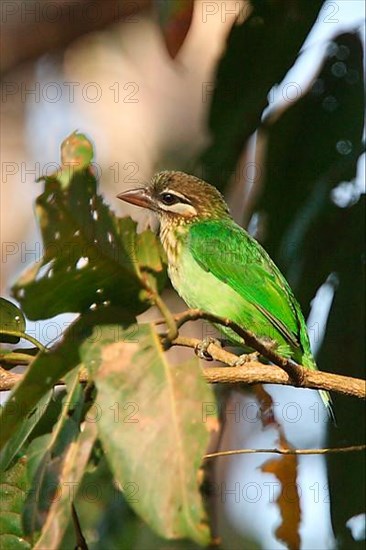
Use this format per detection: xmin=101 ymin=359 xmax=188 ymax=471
xmin=159 ymin=193 xmax=179 ymax=206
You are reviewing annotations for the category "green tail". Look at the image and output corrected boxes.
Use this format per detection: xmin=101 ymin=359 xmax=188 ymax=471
xmin=303 ymin=353 xmax=335 ymax=423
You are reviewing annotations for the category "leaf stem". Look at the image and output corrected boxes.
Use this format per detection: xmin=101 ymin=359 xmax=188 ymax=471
xmin=0 ymin=330 xmax=47 ymax=353
xmin=152 ymin=293 xmax=178 ymax=347
xmin=0 ymin=351 xmax=35 ymax=366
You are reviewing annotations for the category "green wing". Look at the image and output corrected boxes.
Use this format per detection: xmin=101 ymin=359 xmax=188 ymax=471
xmin=189 ymin=220 xmax=308 ymax=353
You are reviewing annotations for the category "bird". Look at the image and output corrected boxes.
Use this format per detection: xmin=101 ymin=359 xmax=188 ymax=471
xmin=117 ymin=170 xmax=332 ymax=417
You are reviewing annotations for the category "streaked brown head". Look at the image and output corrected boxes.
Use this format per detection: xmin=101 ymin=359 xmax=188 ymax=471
xmin=117 ymin=171 xmax=230 ymax=222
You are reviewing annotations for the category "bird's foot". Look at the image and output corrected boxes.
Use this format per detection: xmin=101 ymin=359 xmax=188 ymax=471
xmin=234 ymin=352 xmax=260 ymax=367
xmin=195 ymin=337 xmax=223 ymax=361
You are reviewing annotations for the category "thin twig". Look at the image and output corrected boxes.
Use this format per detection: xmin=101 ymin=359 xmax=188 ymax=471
xmin=152 ymin=293 xmax=178 ymax=346
xmin=204 ymin=444 xmax=366 ymax=460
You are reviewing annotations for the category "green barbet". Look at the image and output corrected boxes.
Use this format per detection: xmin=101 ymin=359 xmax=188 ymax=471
xmin=118 ymin=171 xmax=332 ymax=416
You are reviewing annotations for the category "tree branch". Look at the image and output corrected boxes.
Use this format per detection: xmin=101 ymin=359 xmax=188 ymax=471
xmin=0 ymin=365 xmax=89 ymax=391
xmin=1 ymin=314 xmax=365 ymax=399
xmin=171 ymin=309 xmax=306 ymax=384
xmin=0 ymin=366 xmax=22 ymax=389
xmin=173 ymin=336 xmax=365 ymax=399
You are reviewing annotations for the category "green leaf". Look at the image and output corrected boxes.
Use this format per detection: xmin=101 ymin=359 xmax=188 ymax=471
xmin=22 ymin=368 xmax=84 ymax=539
xmin=0 ymin=458 xmax=31 ymax=549
xmin=81 ymin=323 xmax=216 ymax=546
xmin=33 ymin=421 xmax=97 ymax=549
xmin=0 ymin=298 xmax=26 ymax=344
xmin=0 ymin=391 xmax=52 ymax=471
xmin=0 ymin=307 xmax=134 ymax=450
xmin=0 ymin=534 xmax=30 ymax=550
xmin=200 ymin=0 xmax=325 ymax=189
xmin=12 ymin=133 xmax=165 ymax=321
xmin=12 ymin=170 xmax=161 ymax=319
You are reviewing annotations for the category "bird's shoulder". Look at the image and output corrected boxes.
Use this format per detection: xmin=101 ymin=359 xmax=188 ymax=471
xmin=188 ymin=219 xmax=306 ymax=350
xmin=188 ymin=219 xmax=270 ymax=269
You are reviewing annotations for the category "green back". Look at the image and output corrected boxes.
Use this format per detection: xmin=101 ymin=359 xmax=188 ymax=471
xmin=188 ymin=219 xmax=312 ymax=360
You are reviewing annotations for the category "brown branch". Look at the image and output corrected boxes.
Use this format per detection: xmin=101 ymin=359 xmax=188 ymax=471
xmin=1 ymin=337 xmax=365 ymax=398
xmin=171 ymin=309 xmax=306 ymax=384
xmin=0 ymin=366 xmax=22 ymax=389
xmin=0 ymin=365 xmax=88 ymax=391
xmin=204 ymin=444 xmax=366 ymax=460
xmin=173 ymin=336 xmax=366 ymax=400
xmin=1 ymin=321 xmax=364 ymax=399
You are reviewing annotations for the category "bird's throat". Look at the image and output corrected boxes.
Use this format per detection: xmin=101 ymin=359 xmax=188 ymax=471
xmin=159 ymin=219 xmax=188 ymax=267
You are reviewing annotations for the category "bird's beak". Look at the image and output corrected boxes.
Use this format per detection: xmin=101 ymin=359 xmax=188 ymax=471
xmin=117 ymin=188 xmax=154 ymax=210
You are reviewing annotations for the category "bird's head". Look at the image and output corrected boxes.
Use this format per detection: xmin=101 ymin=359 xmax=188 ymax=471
xmin=117 ymin=171 xmax=231 ymax=225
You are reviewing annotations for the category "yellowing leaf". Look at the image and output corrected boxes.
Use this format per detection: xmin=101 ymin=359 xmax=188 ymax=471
xmin=59 ymin=131 xmax=94 ymax=188
xmin=82 ymin=323 xmax=215 ymax=546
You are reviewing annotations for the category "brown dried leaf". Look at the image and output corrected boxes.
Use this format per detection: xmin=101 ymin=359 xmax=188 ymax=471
xmin=156 ymin=0 xmax=194 ymax=58
xmin=261 ymin=433 xmax=301 ymax=550
xmin=254 ymin=384 xmax=278 ymax=428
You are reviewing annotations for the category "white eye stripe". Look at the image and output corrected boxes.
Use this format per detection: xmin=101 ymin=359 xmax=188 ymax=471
xmin=159 ymin=202 xmax=197 ymax=216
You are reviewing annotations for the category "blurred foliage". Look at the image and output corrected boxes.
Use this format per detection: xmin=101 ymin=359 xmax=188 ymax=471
xmin=258 ymin=32 xmax=364 ymax=284
xmin=200 ymin=0 xmax=325 ymax=189
xmin=255 ymin=32 xmax=365 ymax=549
xmin=12 ymin=151 xmax=165 ymax=319
xmin=0 ymin=1 xmax=365 ymax=549
xmin=0 ymin=135 xmax=215 ymax=548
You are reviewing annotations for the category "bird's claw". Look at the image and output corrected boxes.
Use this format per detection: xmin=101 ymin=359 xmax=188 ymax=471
xmin=195 ymin=337 xmax=222 ymax=361
xmin=234 ymin=352 xmax=260 ymax=367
